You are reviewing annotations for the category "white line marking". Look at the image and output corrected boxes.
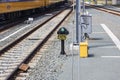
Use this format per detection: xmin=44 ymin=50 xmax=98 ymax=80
xmin=92 ymin=32 xmax=105 ymax=33
xmin=0 ymin=25 xmax=30 ymax=42
xmin=101 ymin=24 xmax=120 ymax=50
xmin=101 ymin=56 xmax=120 ymax=58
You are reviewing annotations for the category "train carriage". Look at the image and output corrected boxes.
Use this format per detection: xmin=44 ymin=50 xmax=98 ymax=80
xmin=0 ymin=0 xmax=45 ymax=14
xmin=0 ymin=0 xmax=65 ymax=20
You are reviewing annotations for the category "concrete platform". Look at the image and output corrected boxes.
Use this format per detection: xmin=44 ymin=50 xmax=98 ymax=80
xmin=57 ymin=7 xmax=120 ymax=80
xmin=26 ymin=6 xmax=120 ymax=80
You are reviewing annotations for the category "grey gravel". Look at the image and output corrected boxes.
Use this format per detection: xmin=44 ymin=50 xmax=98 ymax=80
xmin=26 ymin=11 xmax=74 ymax=80
xmin=0 ymin=11 xmax=59 ymax=48
xmin=27 ymin=42 xmax=68 ymax=80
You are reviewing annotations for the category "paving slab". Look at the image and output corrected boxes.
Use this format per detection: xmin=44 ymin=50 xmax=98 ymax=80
xmin=26 ymin=7 xmax=120 ymax=80
xmin=58 ymin=8 xmax=120 ymax=80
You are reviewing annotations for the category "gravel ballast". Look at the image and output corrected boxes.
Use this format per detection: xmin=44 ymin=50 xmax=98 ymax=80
xmin=26 ymin=11 xmax=75 ymax=80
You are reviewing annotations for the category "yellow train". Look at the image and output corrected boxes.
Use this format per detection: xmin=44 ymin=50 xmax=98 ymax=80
xmin=0 ymin=0 xmax=66 ymax=20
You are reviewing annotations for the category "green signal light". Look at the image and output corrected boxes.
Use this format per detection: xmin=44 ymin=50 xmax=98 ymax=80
xmin=61 ymin=28 xmax=65 ymax=32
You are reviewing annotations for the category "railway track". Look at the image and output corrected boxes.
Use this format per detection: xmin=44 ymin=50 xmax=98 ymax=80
xmin=0 ymin=20 xmax=24 ymax=33
xmin=87 ymin=5 xmax=120 ymax=16
xmin=0 ymin=5 xmax=66 ymax=33
xmin=0 ymin=7 xmax=66 ymax=54
xmin=0 ymin=8 xmax=72 ymax=80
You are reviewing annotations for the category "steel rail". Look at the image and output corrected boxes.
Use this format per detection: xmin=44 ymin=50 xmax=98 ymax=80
xmin=4 ymin=8 xmax=72 ymax=80
xmin=0 ymin=8 xmax=66 ymax=55
xmin=87 ymin=4 xmax=120 ymax=16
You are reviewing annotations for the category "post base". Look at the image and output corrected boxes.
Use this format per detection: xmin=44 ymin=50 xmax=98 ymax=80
xmin=60 ymin=51 xmax=66 ymax=55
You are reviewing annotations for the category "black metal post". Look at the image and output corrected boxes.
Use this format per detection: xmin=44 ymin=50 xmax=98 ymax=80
xmin=64 ymin=0 xmax=68 ymax=3
xmin=61 ymin=40 xmax=65 ymax=55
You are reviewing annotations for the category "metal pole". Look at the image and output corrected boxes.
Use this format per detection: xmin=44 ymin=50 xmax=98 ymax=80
xmin=105 ymin=0 xmax=107 ymax=5
xmin=75 ymin=2 xmax=81 ymax=80
xmin=60 ymin=40 xmax=65 ymax=55
xmin=82 ymin=0 xmax=85 ymax=13
xmin=76 ymin=0 xmax=81 ymax=43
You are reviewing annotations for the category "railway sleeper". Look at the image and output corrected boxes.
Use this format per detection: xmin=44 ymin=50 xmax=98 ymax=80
xmin=19 ymin=63 xmax=29 ymax=72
